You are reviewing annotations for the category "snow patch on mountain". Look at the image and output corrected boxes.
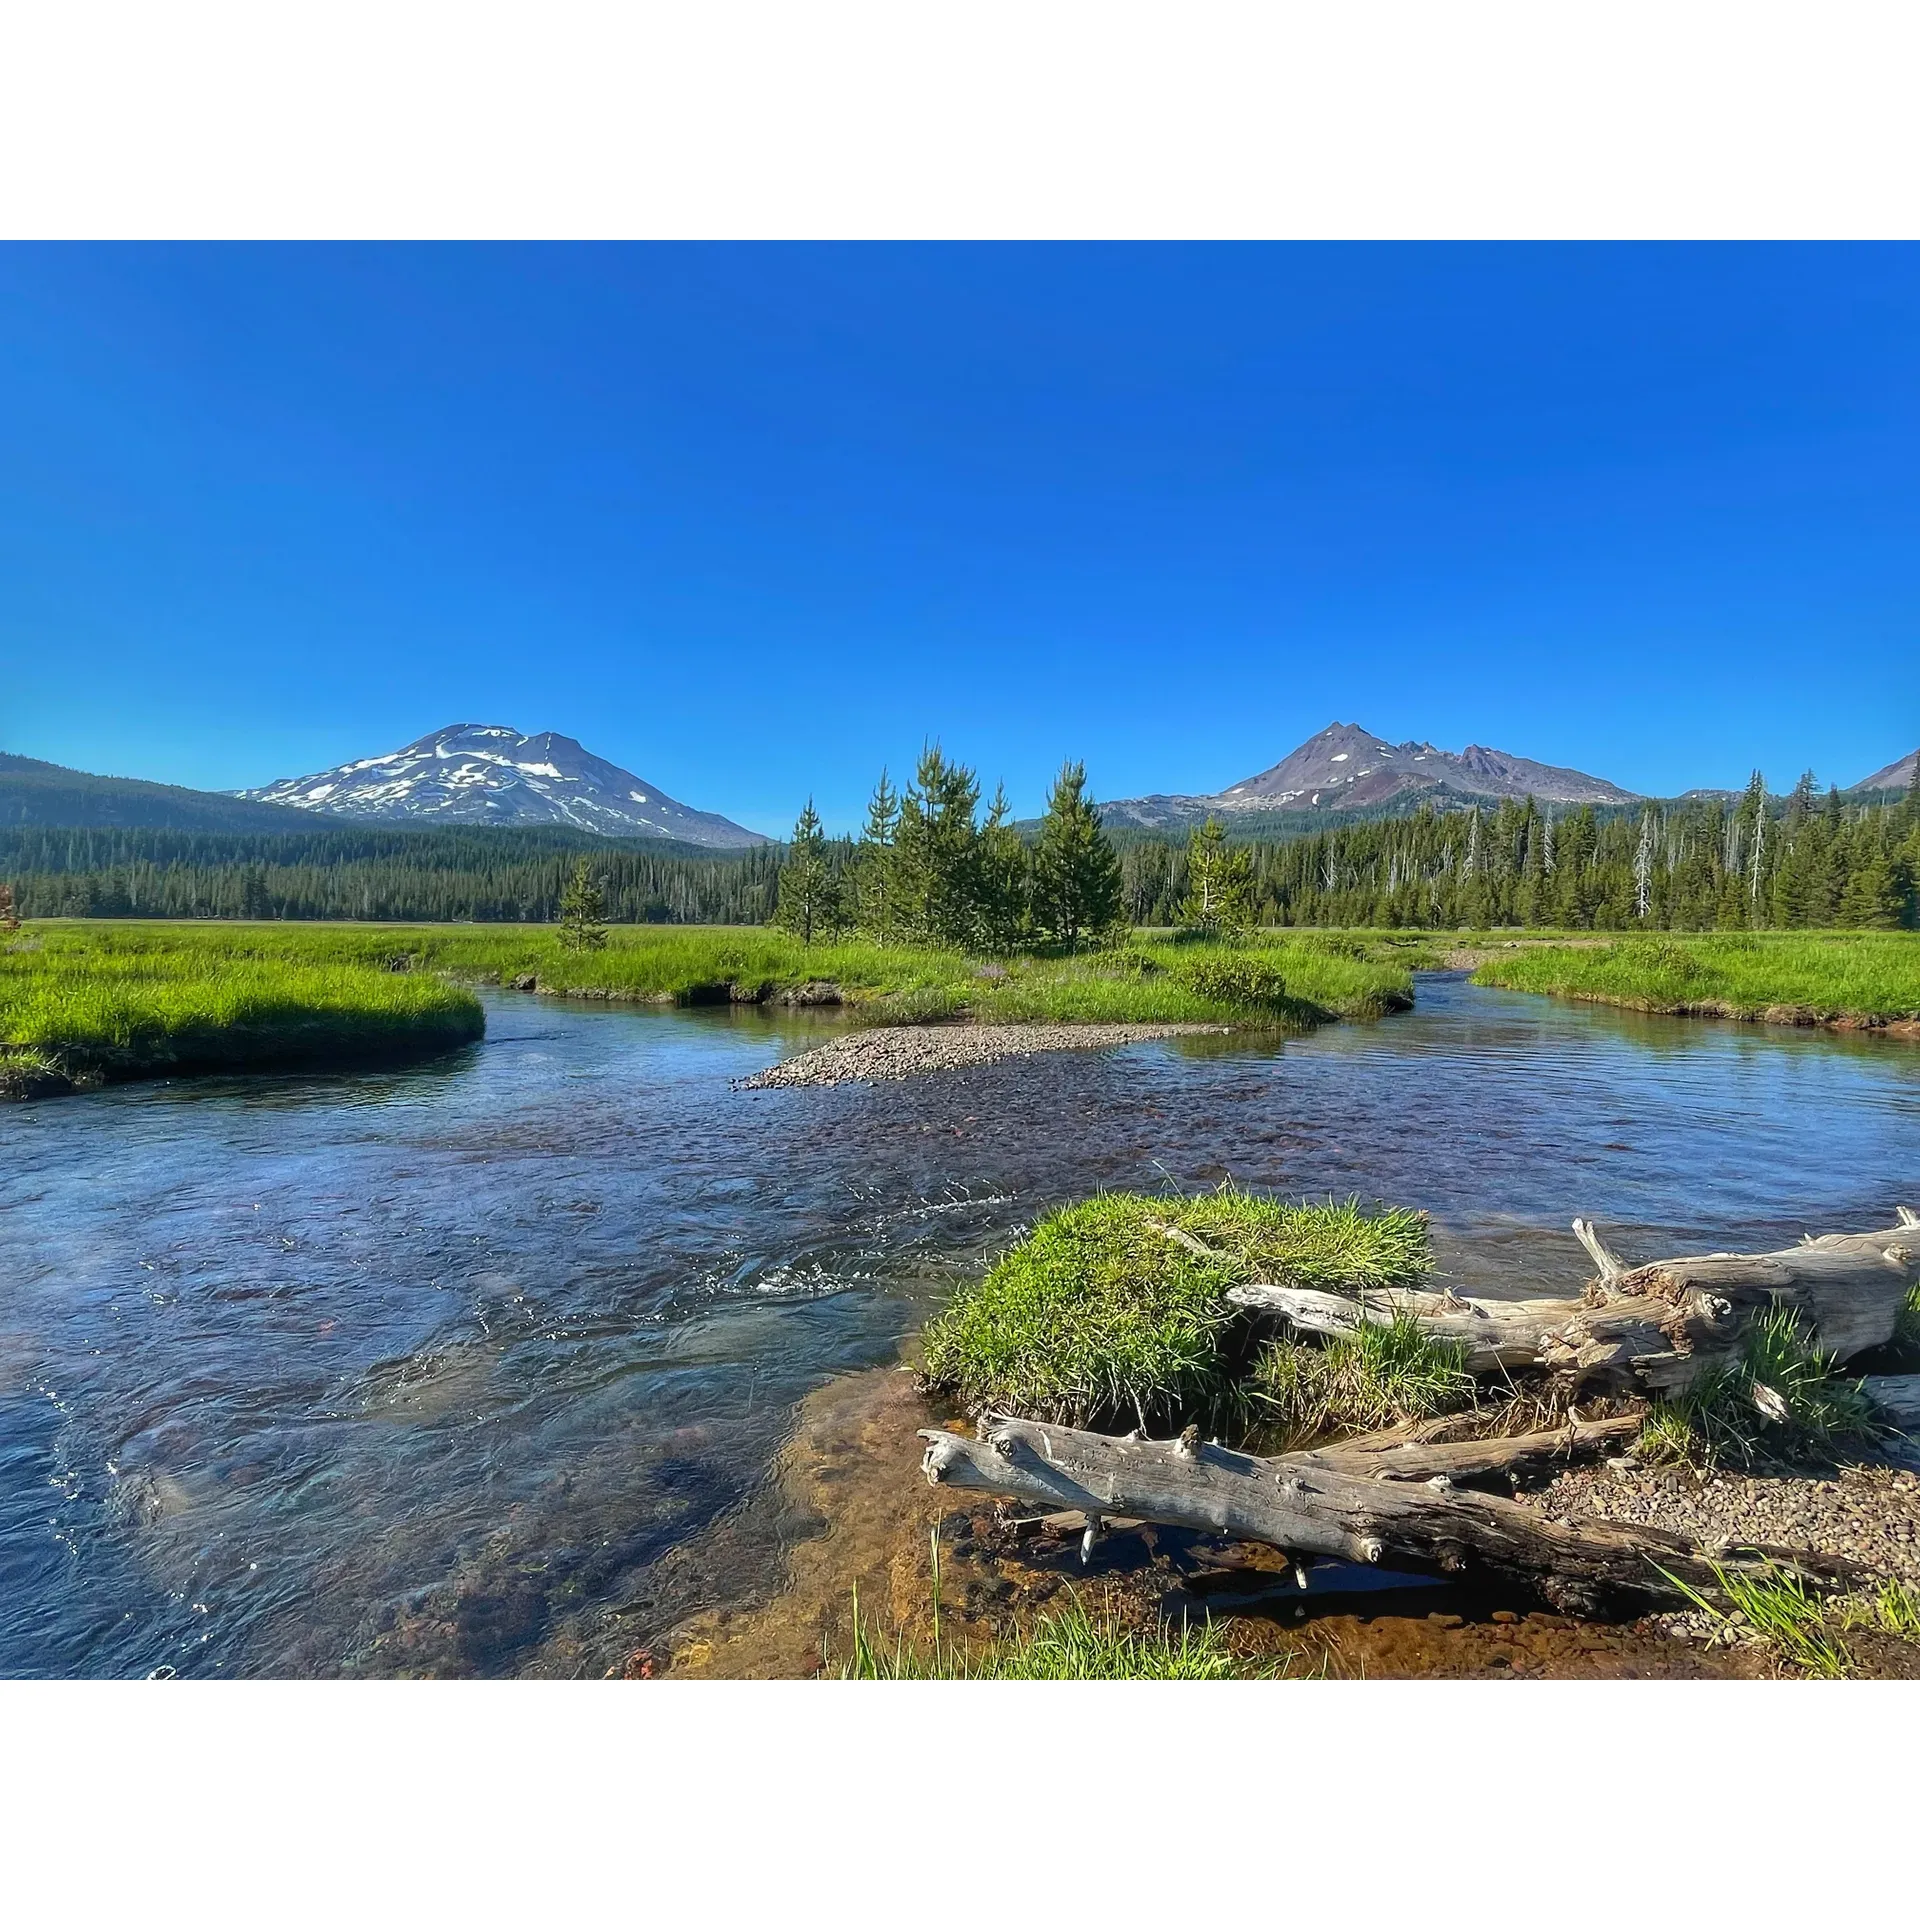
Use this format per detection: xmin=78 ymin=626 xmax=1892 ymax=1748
xmin=1101 ymin=721 xmax=1644 ymax=830
xmin=238 ymin=723 xmax=768 ymax=846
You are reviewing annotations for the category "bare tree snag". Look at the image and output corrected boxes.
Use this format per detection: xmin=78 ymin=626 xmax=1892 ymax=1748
xmin=1571 ymin=1217 xmax=1629 ymax=1288
xmin=1228 ymin=1214 xmax=1918 ymax=1397
xmin=919 ymin=1415 xmax=1863 ymax=1612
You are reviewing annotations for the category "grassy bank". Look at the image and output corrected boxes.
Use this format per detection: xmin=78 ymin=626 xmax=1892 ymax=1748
xmin=0 ymin=939 xmax=483 ymax=1096
xmin=1472 ymin=931 xmax=1920 ymax=1027
xmin=16 ymin=921 xmax=1420 ymax=1030
xmin=918 ymin=1191 xmax=1435 ymax=1432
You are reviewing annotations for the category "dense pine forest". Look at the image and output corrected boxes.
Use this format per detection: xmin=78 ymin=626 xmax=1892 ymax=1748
xmin=1 ymin=823 xmax=783 ymax=924
xmin=1116 ymin=771 xmax=1920 ymax=931
xmin=4 ymin=761 xmax=1917 ymax=933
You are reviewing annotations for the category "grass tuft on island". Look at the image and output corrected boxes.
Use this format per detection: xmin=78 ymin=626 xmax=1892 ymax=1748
xmin=0 ymin=942 xmax=484 ymax=1096
xmin=917 ymin=1191 xmax=1433 ymax=1431
xmin=1472 ymin=931 xmax=1920 ymax=1029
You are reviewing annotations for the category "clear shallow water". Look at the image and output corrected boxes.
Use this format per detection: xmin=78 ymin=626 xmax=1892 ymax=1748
xmin=1 ymin=977 xmax=1915 ymax=1677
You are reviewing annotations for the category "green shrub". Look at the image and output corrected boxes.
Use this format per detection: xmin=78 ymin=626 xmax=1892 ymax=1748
xmin=1167 ymin=948 xmax=1295 ymax=1012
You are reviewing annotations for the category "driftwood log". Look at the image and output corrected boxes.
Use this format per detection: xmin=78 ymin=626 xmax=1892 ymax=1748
xmin=1226 ymin=1216 xmax=1918 ymax=1395
xmin=919 ymin=1413 xmax=1862 ymax=1613
xmin=916 ymin=1213 xmax=1919 ymax=1610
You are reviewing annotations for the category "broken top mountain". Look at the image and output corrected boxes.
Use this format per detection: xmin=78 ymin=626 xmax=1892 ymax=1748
xmin=238 ymin=724 xmax=768 ymax=846
xmin=1100 ymin=722 xmax=1643 ymax=829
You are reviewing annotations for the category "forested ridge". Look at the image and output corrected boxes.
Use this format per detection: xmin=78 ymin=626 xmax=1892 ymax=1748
xmin=1116 ymin=772 xmax=1920 ymax=931
xmin=4 ymin=764 xmax=1917 ymax=932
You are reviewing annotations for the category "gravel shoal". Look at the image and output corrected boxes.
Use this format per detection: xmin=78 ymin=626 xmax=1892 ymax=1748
xmin=1536 ymin=1455 xmax=1920 ymax=1586
xmin=737 ymin=1021 xmax=1227 ymax=1089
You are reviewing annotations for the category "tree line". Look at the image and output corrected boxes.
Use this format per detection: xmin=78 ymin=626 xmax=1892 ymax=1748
xmin=1112 ymin=768 xmax=1920 ymax=931
xmin=4 ymin=762 xmax=1917 ymax=934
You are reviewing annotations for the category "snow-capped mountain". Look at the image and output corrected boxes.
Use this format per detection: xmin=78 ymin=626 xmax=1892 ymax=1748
xmin=1100 ymin=722 xmax=1643 ymax=829
xmin=238 ymin=724 xmax=768 ymax=846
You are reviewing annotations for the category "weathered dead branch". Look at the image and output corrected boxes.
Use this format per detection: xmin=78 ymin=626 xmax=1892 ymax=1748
xmin=919 ymin=1413 xmax=1863 ymax=1612
xmin=1228 ymin=1214 xmax=1918 ymax=1396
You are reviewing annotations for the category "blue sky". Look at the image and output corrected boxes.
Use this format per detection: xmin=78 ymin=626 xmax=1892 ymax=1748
xmin=2 ymin=243 xmax=1916 ymax=835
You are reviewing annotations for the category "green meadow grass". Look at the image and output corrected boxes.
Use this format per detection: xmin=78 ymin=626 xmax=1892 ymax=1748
xmin=1473 ymin=931 xmax=1920 ymax=1023
xmin=0 ymin=939 xmax=483 ymax=1092
xmin=14 ymin=921 xmax=1417 ymax=1029
xmin=918 ymin=1191 xmax=1433 ymax=1430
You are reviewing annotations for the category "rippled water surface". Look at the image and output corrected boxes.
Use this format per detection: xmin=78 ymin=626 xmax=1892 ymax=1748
xmin=2 ymin=978 xmax=1916 ymax=1676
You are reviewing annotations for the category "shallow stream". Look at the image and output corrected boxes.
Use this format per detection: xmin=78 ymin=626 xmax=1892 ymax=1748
xmin=1 ymin=977 xmax=1915 ymax=1676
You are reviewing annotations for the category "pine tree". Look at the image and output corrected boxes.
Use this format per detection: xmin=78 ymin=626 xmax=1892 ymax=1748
xmin=558 ymin=856 xmax=609 ymax=950
xmin=1032 ymin=760 xmax=1121 ymax=951
xmin=976 ymin=784 xmax=1032 ymax=954
xmin=1180 ymin=817 xmax=1254 ymax=936
xmin=774 ymin=799 xmax=843 ymax=944
xmin=893 ymin=745 xmax=981 ymax=948
xmin=853 ymin=771 xmax=901 ymax=946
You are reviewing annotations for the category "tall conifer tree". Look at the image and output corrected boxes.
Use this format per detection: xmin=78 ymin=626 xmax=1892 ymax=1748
xmin=1032 ymin=760 xmax=1121 ymax=950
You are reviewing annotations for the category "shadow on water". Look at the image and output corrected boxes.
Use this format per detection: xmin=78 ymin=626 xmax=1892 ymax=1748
xmin=1 ymin=978 xmax=1916 ymax=1676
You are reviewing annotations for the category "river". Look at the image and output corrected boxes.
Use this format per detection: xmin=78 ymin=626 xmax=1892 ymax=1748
xmin=1 ymin=976 xmax=1915 ymax=1676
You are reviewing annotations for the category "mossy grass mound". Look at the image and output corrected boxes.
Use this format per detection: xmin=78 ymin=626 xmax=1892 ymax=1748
xmin=918 ymin=1191 xmax=1433 ymax=1431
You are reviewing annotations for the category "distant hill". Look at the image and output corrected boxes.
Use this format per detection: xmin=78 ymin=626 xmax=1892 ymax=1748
xmin=239 ymin=722 xmax=769 ymax=847
xmin=1099 ymin=722 xmax=1644 ymax=831
xmin=0 ymin=752 xmax=343 ymax=833
xmin=1849 ymin=746 xmax=1919 ymax=795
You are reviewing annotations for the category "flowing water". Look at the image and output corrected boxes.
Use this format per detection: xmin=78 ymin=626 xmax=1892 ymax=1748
xmin=2 ymin=976 xmax=1916 ymax=1677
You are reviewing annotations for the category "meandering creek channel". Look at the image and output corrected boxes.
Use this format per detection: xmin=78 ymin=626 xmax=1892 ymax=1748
xmin=2 ymin=976 xmax=1916 ymax=1677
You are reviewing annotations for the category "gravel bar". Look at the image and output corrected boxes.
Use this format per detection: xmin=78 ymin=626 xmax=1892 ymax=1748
xmin=736 ymin=1021 xmax=1228 ymax=1089
xmin=1535 ymin=1455 xmax=1920 ymax=1586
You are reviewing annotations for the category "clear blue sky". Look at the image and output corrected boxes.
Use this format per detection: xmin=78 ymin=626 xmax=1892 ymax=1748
xmin=3 ymin=244 xmax=1916 ymax=835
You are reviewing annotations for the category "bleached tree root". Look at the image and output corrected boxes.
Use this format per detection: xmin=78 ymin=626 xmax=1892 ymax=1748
xmin=919 ymin=1414 xmax=1865 ymax=1613
xmin=1227 ymin=1215 xmax=1919 ymax=1395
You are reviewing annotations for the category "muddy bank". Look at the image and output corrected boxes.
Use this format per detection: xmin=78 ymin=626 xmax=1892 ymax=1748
xmin=653 ymin=1366 xmax=1788 ymax=1680
xmin=736 ymin=1021 xmax=1228 ymax=1090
